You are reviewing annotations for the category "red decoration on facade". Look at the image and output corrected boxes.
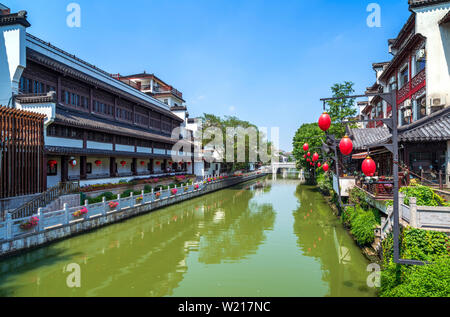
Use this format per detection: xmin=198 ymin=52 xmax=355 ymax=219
xmin=94 ymin=160 xmax=102 ymax=166
xmin=312 ymin=152 xmax=319 ymax=162
xmin=318 ymin=112 xmax=331 ymax=131
xmin=361 ymin=156 xmax=376 ymax=177
xmin=156 ymin=161 xmax=161 ymax=165
xmin=69 ymin=159 xmax=77 ymax=167
xmin=120 ymin=161 xmax=127 ymax=167
xmin=169 ymin=162 xmax=173 ymax=165
xmin=48 ymin=160 xmax=57 ymax=168
xmin=303 ymin=143 xmax=309 ymax=151
xmin=322 ymin=163 xmax=329 ymax=172
xmin=188 ymin=162 xmax=191 ymax=165
xmin=339 ymin=136 xmax=353 ymax=156
xmin=140 ymin=161 xmax=146 ymax=166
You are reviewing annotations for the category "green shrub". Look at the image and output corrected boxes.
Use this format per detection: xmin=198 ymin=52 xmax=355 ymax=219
xmin=381 ymin=256 xmax=450 ymax=297
xmin=400 ymin=185 xmax=449 ymax=207
xmin=380 ymin=227 xmax=450 ymax=297
xmin=122 ymin=189 xmax=133 ymax=198
xmin=143 ymin=185 xmax=152 ymax=193
xmin=351 ymin=210 xmax=377 ymax=246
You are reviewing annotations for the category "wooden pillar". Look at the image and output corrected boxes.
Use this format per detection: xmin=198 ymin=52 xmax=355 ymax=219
xmin=149 ymin=158 xmax=154 ymax=174
xmin=80 ymin=156 xmax=87 ymax=180
xmin=110 ymin=157 xmax=116 ymax=178
xmin=132 ymin=158 xmax=137 ymax=176
xmin=61 ymin=155 xmax=68 ymax=182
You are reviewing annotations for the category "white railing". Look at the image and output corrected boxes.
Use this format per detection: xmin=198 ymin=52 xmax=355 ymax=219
xmin=0 ymin=172 xmax=265 ymax=242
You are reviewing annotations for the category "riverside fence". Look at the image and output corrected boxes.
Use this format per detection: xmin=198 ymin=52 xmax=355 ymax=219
xmin=0 ymin=172 xmax=265 ymax=257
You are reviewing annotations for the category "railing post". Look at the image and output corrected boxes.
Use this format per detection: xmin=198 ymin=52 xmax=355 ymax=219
xmin=64 ymin=203 xmax=69 ymax=225
xmin=409 ymin=197 xmax=418 ymax=228
xmin=439 ymin=170 xmax=443 ymax=190
xmin=117 ymin=194 xmax=121 ymax=210
xmin=85 ymin=200 xmax=89 ymax=207
xmin=6 ymin=213 xmax=12 ymax=240
xmin=102 ymin=197 xmax=106 ymax=215
xmin=37 ymin=208 xmax=42 ymax=232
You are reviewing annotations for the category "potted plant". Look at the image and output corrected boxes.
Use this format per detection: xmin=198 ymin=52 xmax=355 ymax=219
xmin=20 ymin=216 xmax=39 ymax=231
xmin=171 ymin=188 xmax=178 ymax=195
xmin=72 ymin=207 xmax=88 ymax=218
xmin=136 ymin=196 xmax=143 ymax=204
xmin=155 ymin=192 xmax=161 ymax=199
xmin=195 ymin=184 xmax=199 ymax=190
xmin=109 ymin=201 xmax=119 ymax=210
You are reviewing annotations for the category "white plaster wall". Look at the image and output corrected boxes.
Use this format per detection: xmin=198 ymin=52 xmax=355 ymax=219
xmin=86 ymin=141 xmax=113 ymax=151
xmin=17 ymin=102 xmax=55 ymax=125
xmin=153 ymin=160 xmax=163 ymax=173
xmin=137 ymin=160 xmax=150 ymax=173
xmin=414 ymin=3 xmax=450 ymax=106
xmin=137 ymin=146 xmax=152 ymax=154
xmin=46 ymin=136 xmax=83 ymax=148
xmin=116 ymin=158 xmax=132 ymax=175
xmin=87 ymin=157 xmax=109 ymax=177
xmin=154 ymin=148 xmax=166 ymax=155
xmin=116 ymin=144 xmax=135 ymax=152
xmin=0 ymin=24 xmax=27 ymax=106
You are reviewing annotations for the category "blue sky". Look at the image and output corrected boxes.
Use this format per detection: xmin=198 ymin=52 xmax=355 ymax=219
xmin=7 ymin=0 xmax=411 ymax=151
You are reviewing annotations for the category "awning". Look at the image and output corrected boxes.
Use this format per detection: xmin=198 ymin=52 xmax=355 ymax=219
xmin=352 ymin=148 xmax=390 ymax=160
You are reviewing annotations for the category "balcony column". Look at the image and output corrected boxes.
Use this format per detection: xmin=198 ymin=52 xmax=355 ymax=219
xmin=446 ymin=141 xmax=450 ymax=188
xmin=109 ymin=157 xmax=116 ymax=178
xmin=149 ymin=158 xmax=154 ymax=174
xmin=61 ymin=156 xmax=68 ymax=182
xmin=132 ymin=158 xmax=137 ymax=176
xmin=80 ymin=156 xmax=87 ymax=180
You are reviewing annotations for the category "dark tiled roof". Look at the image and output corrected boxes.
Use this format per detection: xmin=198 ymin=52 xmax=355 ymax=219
xmin=15 ymin=92 xmax=56 ymax=104
xmin=409 ymin=0 xmax=450 ymax=8
xmin=439 ymin=10 xmax=450 ymax=25
xmin=398 ymin=106 xmax=450 ymax=142
xmin=26 ymin=48 xmax=183 ymax=123
xmin=349 ymin=127 xmax=391 ymax=150
xmin=0 ymin=11 xmax=30 ymax=27
xmin=170 ymin=105 xmax=187 ymax=111
xmin=54 ymin=106 xmax=179 ymax=144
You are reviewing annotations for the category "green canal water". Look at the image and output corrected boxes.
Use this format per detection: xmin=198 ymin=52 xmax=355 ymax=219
xmin=0 ymin=177 xmax=377 ymax=297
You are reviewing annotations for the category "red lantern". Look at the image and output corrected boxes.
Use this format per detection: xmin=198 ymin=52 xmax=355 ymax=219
xmin=48 ymin=160 xmax=57 ymax=168
xmin=339 ymin=136 xmax=353 ymax=156
xmin=120 ymin=161 xmax=126 ymax=167
xmin=322 ymin=163 xmax=329 ymax=172
xmin=156 ymin=161 xmax=161 ymax=165
xmin=312 ymin=152 xmax=319 ymax=162
xmin=169 ymin=162 xmax=173 ymax=165
xmin=318 ymin=162 xmax=322 ymax=168
xmin=94 ymin=160 xmax=102 ymax=166
xmin=69 ymin=159 xmax=77 ymax=167
xmin=140 ymin=161 xmax=146 ymax=166
xmin=318 ymin=112 xmax=331 ymax=131
xmin=188 ymin=162 xmax=191 ymax=165
xmin=361 ymin=156 xmax=376 ymax=177
xmin=303 ymin=143 xmax=309 ymax=151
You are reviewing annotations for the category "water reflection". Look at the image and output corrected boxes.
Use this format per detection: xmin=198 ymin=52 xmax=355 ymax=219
xmin=0 ymin=179 xmax=275 ymax=297
xmin=292 ymin=184 xmax=375 ymax=296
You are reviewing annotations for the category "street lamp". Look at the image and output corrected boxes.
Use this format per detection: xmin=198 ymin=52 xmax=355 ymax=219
xmin=318 ymin=91 xmax=424 ymax=266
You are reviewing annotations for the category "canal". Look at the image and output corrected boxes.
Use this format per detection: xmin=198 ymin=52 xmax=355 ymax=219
xmin=0 ymin=177 xmax=376 ymax=297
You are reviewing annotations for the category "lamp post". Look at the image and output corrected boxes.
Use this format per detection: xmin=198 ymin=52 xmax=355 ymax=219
xmin=319 ymin=91 xmax=424 ymax=266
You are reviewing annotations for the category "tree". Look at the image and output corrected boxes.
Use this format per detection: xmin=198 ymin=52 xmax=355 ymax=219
xmin=292 ymin=123 xmax=325 ymax=170
xmin=325 ymin=81 xmax=357 ymax=138
xmin=197 ymin=114 xmax=272 ymax=171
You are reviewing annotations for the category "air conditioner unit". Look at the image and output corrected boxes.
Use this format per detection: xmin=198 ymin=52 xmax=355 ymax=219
xmin=429 ymin=96 xmax=446 ymax=107
xmin=416 ymin=48 xmax=426 ymax=61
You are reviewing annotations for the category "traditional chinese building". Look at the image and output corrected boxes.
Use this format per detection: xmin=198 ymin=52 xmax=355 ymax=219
xmin=0 ymin=5 xmax=194 ymax=192
xmin=356 ymin=0 xmax=450 ymax=188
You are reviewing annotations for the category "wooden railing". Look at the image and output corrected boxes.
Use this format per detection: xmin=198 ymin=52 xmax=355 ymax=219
xmin=10 ymin=181 xmax=80 ymax=220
